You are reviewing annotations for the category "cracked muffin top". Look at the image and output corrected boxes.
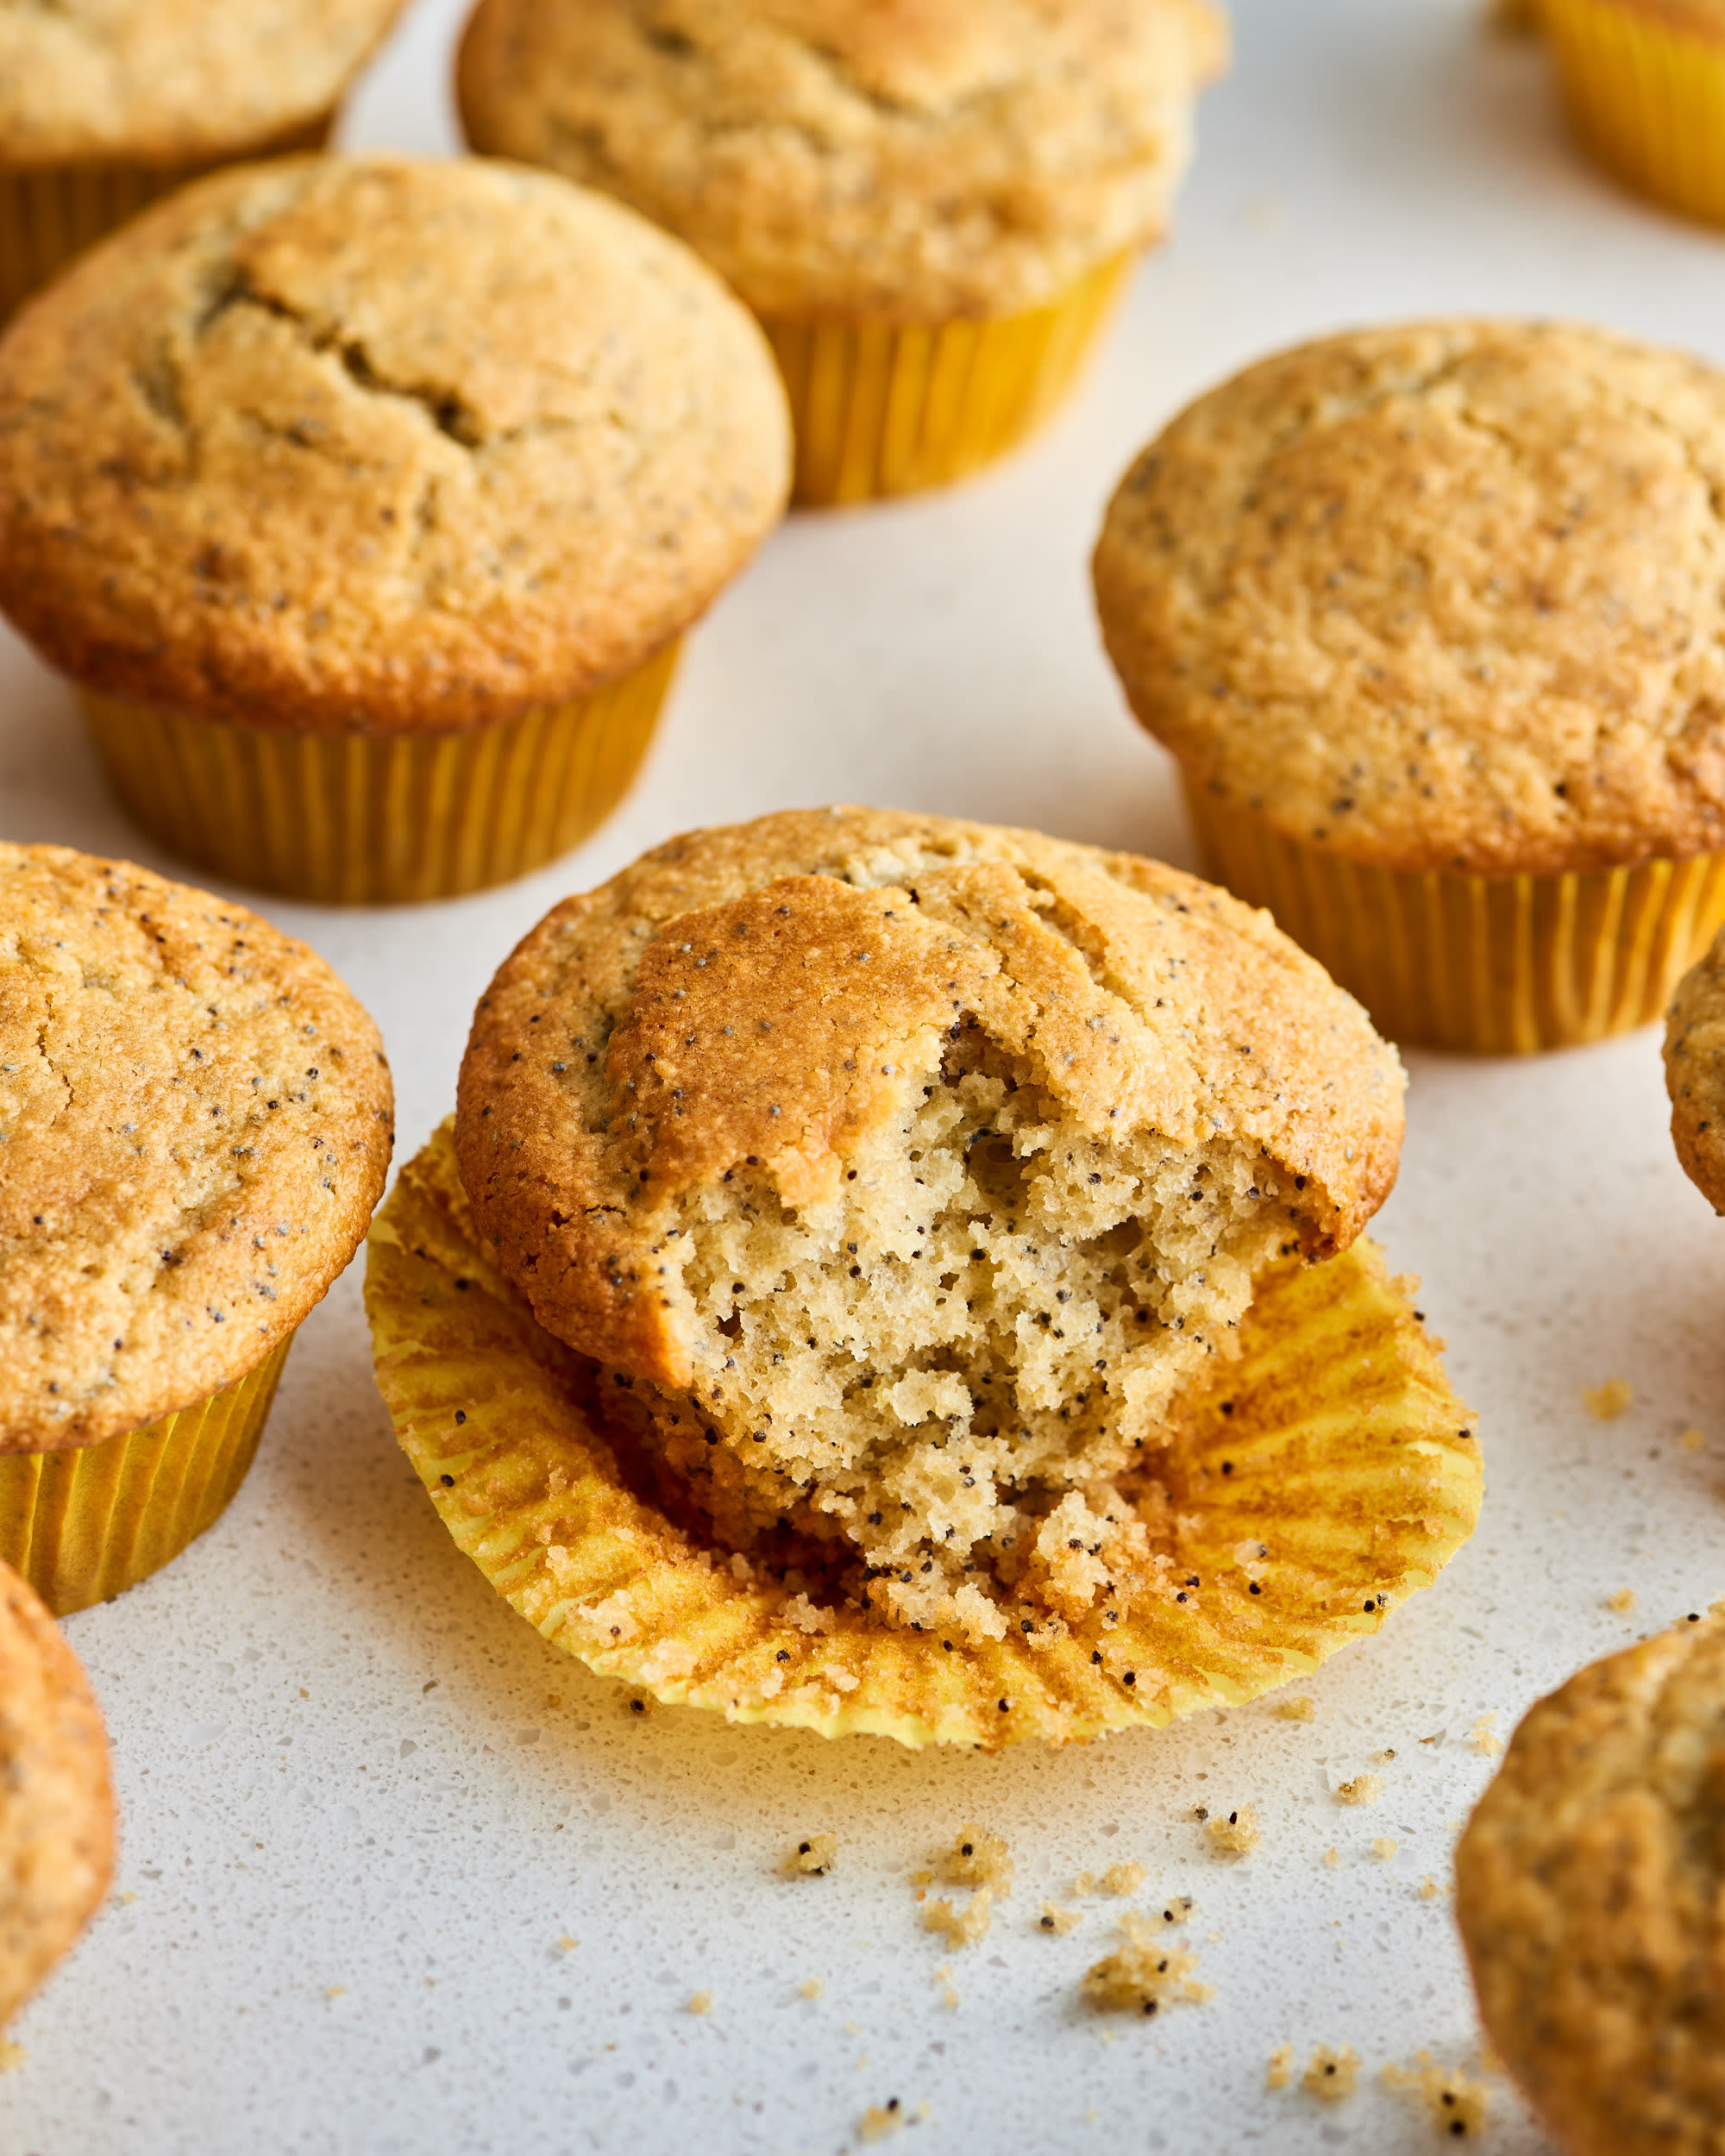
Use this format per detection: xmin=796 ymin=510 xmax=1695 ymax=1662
xmin=1094 ymin=320 xmax=1725 ymax=877
xmin=456 ymin=0 xmax=1229 ymax=318
xmin=1666 ymin=924 xmax=1725 ymax=1213
xmin=454 ymin=807 xmax=1402 ymax=1629
xmin=1456 ymin=1612 xmax=1725 ymax=2156
xmin=0 ymin=0 xmax=406 ymax=167
xmin=0 ymin=843 xmax=394 ymax=1453
xmin=0 ymin=1564 xmax=113 ymax=2031
xmin=0 ymin=156 xmax=791 ymax=733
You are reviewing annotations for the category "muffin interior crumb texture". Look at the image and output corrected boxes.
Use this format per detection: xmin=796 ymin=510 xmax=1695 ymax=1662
xmin=457 ymin=811 xmax=1402 ymax=1645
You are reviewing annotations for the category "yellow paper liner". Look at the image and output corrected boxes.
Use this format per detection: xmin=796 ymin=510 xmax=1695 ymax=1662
xmin=1540 ymin=0 xmax=1725 ymax=224
xmin=1186 ymin=787 xmax=1725 ymax=1056
xmin=0 ymin=115 xmax=331 ymax=322
xmin=0 ymin=1335 xmax=292 ymax=1617
xmin=762 ymin=253 xmax=1133 ymax=509
xmin=365 ymin=1125 xmax=1482 ymax=1751
xmin=78 ymin=638 xmax=678 ymax=906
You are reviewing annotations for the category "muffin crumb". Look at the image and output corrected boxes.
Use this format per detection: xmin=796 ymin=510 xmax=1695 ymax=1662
xmin=785 ymin=1834 xmax=836 ymax=1878
xmin=859 ymin=2098 xmax=905 ymax=2142
xmin=938 ymin=1826 xmax=1013 ymax=1898
xmin=1266 ymin=2044 xmax=1295 ymax=2090
xmin=1383 ymin=2053 xmax=1490 ymax=2136
xmin=800 ymin=1977 xmax=823 ymax=2000
xmin=1082 ymin=1915 xmax=1212 ymax=2015
xmin=1418 ymin=1876 xmax=1440 ymax=1901
xmin=0 ymin=2042 xmax=26 ymax=2074
xmin=1303 ymin=2046 xmax=1361 ymax=2100
xmin=921 ymin=1889 xmax=992 ymax=1948
xmin=1470 ymin=1715 xmax=1502 ymax=1758
xmin=1607 ymin=1589 xmax=1637 ymax=1614
xmin=1336 ymin=1776 xmax=1383 ymax=1807
xmin=1371 ymin=1838 xmax=1399 ymax=1860
xmin=556 ymin=1935 xmax=578 ymax=1952
xmin=1584 ymin=1378 xmax=1633 ymax=1421
xmin=1681 ymin=1427 xmax=1708 ymax=1452
xmin=1099 ymin=1861 xmax=1146 ymax=1897
xmin=687 ymin=1990 xmax=712 ymax=2015
xmin=1323 ymin=1846 xmax=1340 ymax=1866
xmin=1276 ymin=1696 xmax=1316 ymax=1721
xmin=1206 ymin=1807 xmax=1260 ymax=1856
xmin=1038 ymin=1902 xmax=1083 ymax=1936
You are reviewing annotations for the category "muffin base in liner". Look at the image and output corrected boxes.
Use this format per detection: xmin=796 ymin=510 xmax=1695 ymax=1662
xmin=0 ymin=1335 xmax=292 ymax=1617
xmin=762 ymin=253 xmax=1132 ymax=509
xmin=78 ymin=639 xmax=678 ymax=906
xmin=1186 ymin=787 xmax=1725 ymax=1056
xmin=0 ymin=115 xmax=331 ymax=322
xmin=1540 ymin=0 xmax=1725 ymax=224
xmin=366 ymin=1125 xmax=1482 ymax=1751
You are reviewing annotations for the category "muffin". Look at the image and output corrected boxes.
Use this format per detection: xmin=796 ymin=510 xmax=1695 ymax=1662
xmin=1666 ymin=923 xmax=1725 ymax=1212
xmin=456 ymin=0 xmax=1229 ymax=505
xmin=0 ymin=0 xmax=405 ymax=320
xmin=0 ymin=157 xmax=791 ymax=906
xmin=1456 ymin=1610 xmax=1725 ymax=2155
xmin=0 ymin=1564 xmax=115 ymax=2032
xmin=0 ymin=844 xmax=393 ymax=1614
xmin=1094 ymin=319 xmax=1725 ymax=1054
xmin=1535 ymin=0 xmax=1725 ymax=228
xmin=367 ymin=809 xmax=1483 ymax=1747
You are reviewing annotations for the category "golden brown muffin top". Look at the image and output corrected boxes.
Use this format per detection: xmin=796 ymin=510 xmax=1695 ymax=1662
xmin=457 ymin=0 xmax=1228 ymax=318
xmin=455 ymin=807 xmax=1402 ymax=1390
xmin=1455 ymin=1613 xmax=1725 ymax=2156
xmin=1094 ymin=320 xmax=1725 ymax=877
xmin=0 ymin=0 xmax=405 ymax=167
xmin=1666 ymin=924 xmax=1725 ymax=1213
xmin=0 ymin=845 xmax=393 ymax=1454
xmin=0 ymin=157 xmax=790 ymax=734
xmin=0 ymin=1564 xmax=114 ymax=2030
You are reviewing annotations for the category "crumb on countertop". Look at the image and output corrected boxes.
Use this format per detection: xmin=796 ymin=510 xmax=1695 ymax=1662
xmin=325 ymin=1985 xmax=346 ymax=2001
xmin=688 ymin=1990 xmax=712 ymax=2015
xmin=1336 ymin=1776 xmax=1383 ymax=1807
xmin=1371 ymin=1838 xmax=1398 ymax=1860
xmin=1100 ymin=1861 xmax=1145 ymax=1897
xmin=556 ymin=1934 xmax=578 ymax=1952
xmin=1276 ymin=1695 xmax=1316 ymax=1721
xmin=0 ymin=2041 xmax=26 ymax=2074
xmin=1383 ymin=2053 xmax=1490 ymax=2137
xmin=800 ymin=1977 xmax=824 ymax=2000
xmin=1471 ymin=1714 xmax=1502 ymax=1758
xmin=1266 ymin=2044 xmax=1295 ymax=2090
xmin=859 ymin=2098 xmax=904 ymax=2141
xmin=922 ymin=1888 xmax=992 ymax=1948
xmin=1323 ymin=1847 xmax=1339 ymax=1866
xmin=1207 ymin=1806 xmax=1260 ymax=1856
xmin=785 ymin=1833 xmax=836 ymax=1877
xmin=1081 ymin=1915 xmax=1213 ymax=2016
xmin=1303 ymin=2046 xmax=1361 ymax=2101
xmin=1681 ymin=1427 xmax=1707 ymax=1452
xmin=938 ymin=1825 xmax=1013 ymax=1898
xmin=1418 ymin=1876 xmax=1440 ymax=1900
xmin=1584 ymin=1376 xmax=1633 ymax=1420
xmin=1608 ymin=1589 xmax=1638 ymax=1614
xmin=1039 ymin=1902 xmax=1083 ymax=1935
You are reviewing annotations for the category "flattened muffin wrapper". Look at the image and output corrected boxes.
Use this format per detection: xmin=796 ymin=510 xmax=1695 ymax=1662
xmin=78 ymin=640 xmax=677 ymax=907
xmin=762 ymin=252 xmax=1132 ymax=509
xmin=366 ymin=1125 xmax=1482 ymax=1751
xmin=0 ymin=116 xmax=331 ymax=323
xmin=0 ymin=1335 xmax=291 ymax=1616
xmin=1187 ymin=787 xmax=1725 ymax=1056
xmin=1540 ymin=0 xmax=1725 ymax=225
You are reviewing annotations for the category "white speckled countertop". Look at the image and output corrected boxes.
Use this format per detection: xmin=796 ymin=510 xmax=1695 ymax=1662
xmin=4 ymin=3 xmax=1722 ymax=2150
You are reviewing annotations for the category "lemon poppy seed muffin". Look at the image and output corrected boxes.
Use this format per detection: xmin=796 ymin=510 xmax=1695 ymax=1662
xmin=458 ymin=0 xmax=1227 ymax=503
xmin=0 ymin=0 xmax=407 ymax=317
xmin=455 ymin=807 xmax=1403 ymax=1639
xmin=0 ymin=157 xmax=791 ymax=901
xmin=0 ymin=844 xmax=393 ymax=1608
xmin=1665 ymin=924 xmax=1725 ymax=1213
xmin=1456 ymin=1613 xmax=1725 ymax=2156
xmin=0 ymin=1564 xmax=115 ymax=2031
xmin=1094 ymin=319 xmax=1725 ymax=1051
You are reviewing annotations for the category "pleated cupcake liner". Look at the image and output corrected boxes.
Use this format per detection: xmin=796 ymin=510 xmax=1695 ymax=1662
xmin=1185 ymin=787 xmax=1725 ymax=1056
xmin=1540 ymin=0 xmax=1725 ymax=225
xmin=762 ymin=251 xmax=1133 ymax=509
xmin=0 ymin=115 xmax=330 ymax=321
xmin=0 ymin=1335 xmax=292 ymax=1616
xmin=366 ymin=1123 xmax=1482 ymax=1751
xmin=78 ymin=637 xmax=678 ymax=906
